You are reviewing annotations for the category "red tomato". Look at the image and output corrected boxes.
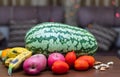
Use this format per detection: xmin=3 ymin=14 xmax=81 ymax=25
xmin=78 ymin=55 xmax=95 ymax=68
xmin=74 ymin=59 xmax=89 ymax=71
xmin=65 ymin=51 xmax=76 ymax=68
xmin=52 ymin=60 xmax=69 ymax=74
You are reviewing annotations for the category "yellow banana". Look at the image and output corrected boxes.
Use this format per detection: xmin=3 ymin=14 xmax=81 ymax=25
xmin=4 ymin=58 xmax=14 ymax=67
xmin=0 ymin=50 xmax=2 ymax=58
xmin=7 ymin=47 xmax=29 ymax=58
xmin=8 ymin=51 xmax=32 ymax=76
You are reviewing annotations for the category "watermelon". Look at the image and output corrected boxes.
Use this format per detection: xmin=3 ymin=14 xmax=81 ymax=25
xmin=25 ymin=22 xmax=98 ymax=55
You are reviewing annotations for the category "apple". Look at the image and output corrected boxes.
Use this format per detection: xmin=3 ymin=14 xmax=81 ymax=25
xmin=48 ymin=52 xmax=65 ymax=69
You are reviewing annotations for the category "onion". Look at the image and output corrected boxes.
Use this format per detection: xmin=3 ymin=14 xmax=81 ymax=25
xmin=48 ymin=52 xmax=65 ymax=68
xmin=23 ymin=54 xmax=47 ymax=75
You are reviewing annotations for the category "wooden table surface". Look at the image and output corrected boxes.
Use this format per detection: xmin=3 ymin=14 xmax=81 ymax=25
xmin=0 ymin=56 xmax=120 ymax=77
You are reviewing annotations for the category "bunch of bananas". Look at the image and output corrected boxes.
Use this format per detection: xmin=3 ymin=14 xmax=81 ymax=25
xmin=8 ymin=50 xmax=32 ymax=76
xmin=0 ymin=47 xmax=32 ymax=76
xmin=0 ymin=47 xmax=30 ymax=66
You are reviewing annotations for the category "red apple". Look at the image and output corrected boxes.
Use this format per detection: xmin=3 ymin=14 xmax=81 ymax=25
xmin=48 ymin=52 xmax=65 ymax=69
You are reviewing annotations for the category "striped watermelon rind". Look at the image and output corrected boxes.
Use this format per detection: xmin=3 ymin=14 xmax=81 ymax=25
xmin=25 ymin=22 xmax=98 ymax=55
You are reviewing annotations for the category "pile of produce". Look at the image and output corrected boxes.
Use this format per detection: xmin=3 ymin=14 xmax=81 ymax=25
xmin=0 ymin=22 xmax=98 ymax=76
xmin=0 ymin=49 xmax=96 ymax=75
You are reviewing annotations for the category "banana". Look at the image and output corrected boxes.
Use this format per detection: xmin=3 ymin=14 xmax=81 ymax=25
xmin=4 ymin=58 xmax=14 ymax=67
xmin=7 ymin=47 xmax=29 ymax=58
xmin=8 ymin=51 xmax=32 ymax=76
xmin=0 ymin=50 xmax=2 ymax=58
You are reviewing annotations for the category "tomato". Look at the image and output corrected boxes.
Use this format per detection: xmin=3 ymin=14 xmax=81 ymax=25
xmin=65 ymin=51 xmax=76 ymax=68
xmin=52 ymin=60 xmax=69 ymax=74
xmin=78 ymin=55 xmax=95 ymax=68
xmin=74 ymin=59 xmax=89 ymax=70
